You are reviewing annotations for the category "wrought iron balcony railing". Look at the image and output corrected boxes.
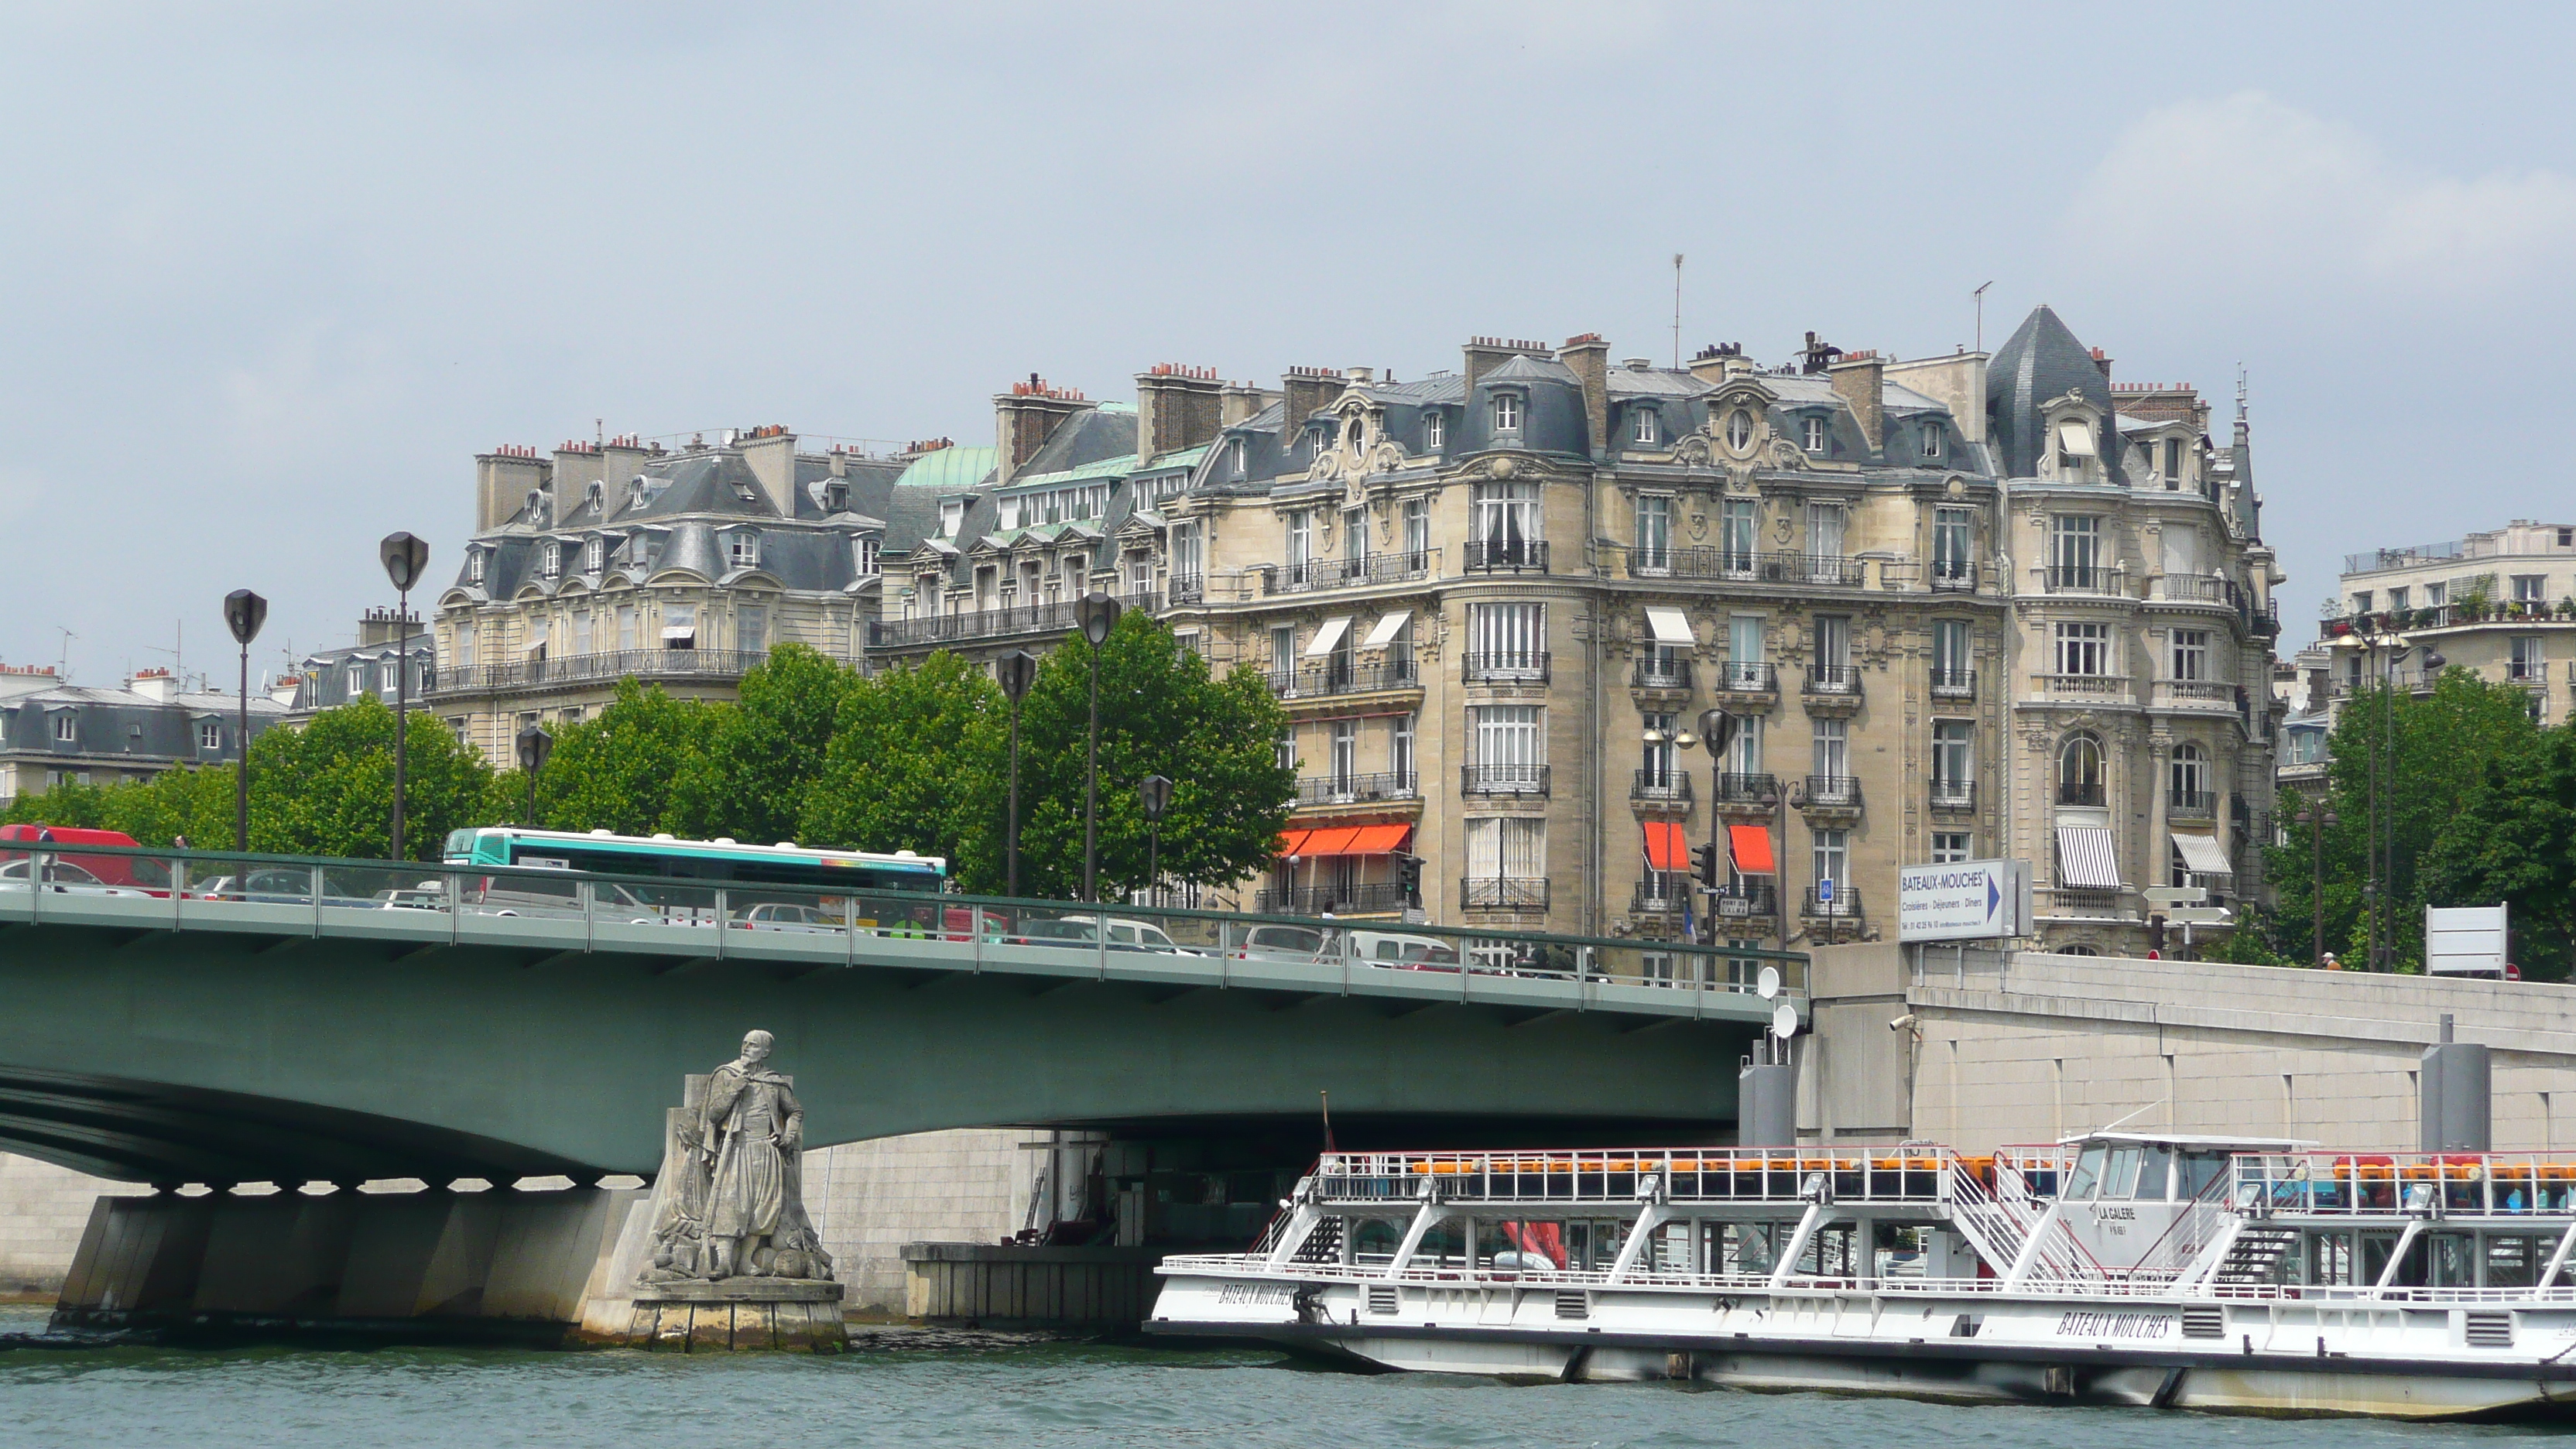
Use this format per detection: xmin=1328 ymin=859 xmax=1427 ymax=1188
xmin=1802 ymin=885 xmax=1863 ymax=920
xmin=1630 ymin=769 xmax=1692 ymax=802
xmin=1612 ymin=546 xmax=1865 ymax=587
xmin=1711 ymin=661 xmax=1777 ymax=693
xmin=1265 ymin=551 xmax=1438 ymax=594
xmin=1255 ymin=882 xmax=1411 ymax=916
xmin=1804 ymin=664 xmax=1862 ymax=698
xmin=1929 ymin=667 xmax=1975 ymax=697
xmin=431 ymin=647 xmax=810 ymax=695
xmin=2168 ymin=789 xmax=2218 ymax=816
xmin=1461 ymin=763 xmax=1550 ymax=796
xmin=1714 ymin=772 xmax=1780 ymax=806
xmin=1800 ymin=775 xmax=1862 ymax=809
xmin=1930 ymin=779 xmax=1976 ymax=810
xmin=1463 ymin=539 xmax=1549 ymax=574
xmin=1294 ymin=772 xmax=1420 ymax=807
xmin=1630 ymin=659 xmax=1692 ymax=690
xmin=1631 ymin=874 xmax=1692 ymax=913
xmin=1266 ymin=656 xmax=1421 ymax=699
xmin=1463 ymin=652 xmax=1550 ymax=684
xmin=2057 ymin=781 xmax=2106 ymax=807
xmin=1711 ymin=881 xmax=1779 ymax=920
xmin=1461 ymin=876 xmax=1549 ymax=910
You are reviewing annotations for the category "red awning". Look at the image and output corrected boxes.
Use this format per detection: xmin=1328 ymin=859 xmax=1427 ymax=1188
xmin=1728 ymin=824 xmax=1776 ymax=874
xmin=1345 ymin=824 xmax=1413 ymax=855
xmin=1298 ymin=826 xmax=1363 ymax=857
xmin=1276 ymin=828 xmax=1310 ymax=858
xmin=1280 ymin=824 xmax=1415 ymax=858
xmin=1643 ymin=820 xmax=1690 ymax=873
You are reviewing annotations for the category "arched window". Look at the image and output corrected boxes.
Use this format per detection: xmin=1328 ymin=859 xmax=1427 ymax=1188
xmin=1726 ymin=409 xmax=1754 ymax=450
xmin=1347 ymin=416 xmax=1367 ymax=454
xmin=2057 ymin=732 xmax=2105 ymax=807
xmin=2169 ymin=743 xmax=2208 ymax=809
xmin=2059 ymin=944 xmax=2099 ymax=957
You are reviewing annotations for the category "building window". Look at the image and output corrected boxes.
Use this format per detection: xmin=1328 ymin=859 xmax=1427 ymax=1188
xmin=1276 ymin=728 xmax=1297 ymax=773
xmin=1635 ymin=495 xmax=1672 ymax=572
xmin=2512 ymin=635 xmax=2546 ymax=681
xmin=1392 ymin=714 xmax=1415 ymax=782
xmin=857 ymin=536 xmax=880 ymax=577
xmin=1800 ymin=416 xmax=1828 ymax=452
xmin=1921 ymin=422 xmax=1943 ymax=460
xmin=198 ymin=720 xmax=223 ymax=752
xmin=581 ymin=536 xmax=603 ymax=571
xmin=1466 ymin=817 xmax=1545 ymax=889
xmin=1467 ymin=602 xmax=1547 ymax=673
xmin=1469 ymin=481 xmax=1541 ymax=565
xmin=2351 ymin=591 xmax=2372 ymax=615
xmin=1492 ymin=392 xmax=1522 ymax=432
xmin=1310 ymin=424 xmax=1335 ymax=461
xmin=1726 ymin=710 xmax=1764 ymax=776
xmin=1284 ymin=509 xmax=1313 ymax=584
xmin=1726 ymin=409 xmax=1754 ymax=450
xmin=1641 ymin=710 xmax=1678 ymax=786
xmin=1327 ymin=720 xmax=1358 ymax=790
xmin=1422 ymin=413 xmax=1444 ymax=450
xmin=2054 ymin=622 xmax=2110 ymax=677
xmin=2163 ymin=437 xmax=2183 ymax=482
xmin=574 ymin=612 xmax=594 ymax=655
xmin=1931 ymin=831 xmax=1971 ymax=865
xmin=615 ymin=607 xmax=636 ymax=652
xmin=1812 ymin=828 xmax=1848 ymax=895
xmin=1725 ymin=614 xmax=1765 ymax=690
xmin=729 ymin=533 xmax=760 ymax=569
xmin=739 ymin=606 xmax=767 ymax=654
xmin=940 ymin=501 xmax=964 ymax=537
xmin=464 ymin=550 xmax=485 ymax=585
xmin=2170 ymin=743 xmax=2208 ymax=807
xmin=51 ymin=712 xmax=74 ymax=743
xmin=1341 ymin=506 xmax=1367 ymax=567
xmin=1402 ymin=498 xmax=1430 ymax=566
xmin=2058 ymin=733 xmax=2105 ymax=807
xmin=1933 ymin=506 xmax=1972 ymax=584
xmin=1632 ymin=408 xmax=1658 ymax=446
xmin=540 ymin=545 xmax=563 ymax=581
xmin=1170 ymin=522 xmax=1202 ymax=581
xmin=1932 ymin=618 xmax=1971 ymax=689
xmin=1932 ymin=720 xmax=1971 ymax=790
xmin=664 ymin=604 xmax=697 ymax=650
xmin=1814 ymin=615 xmax=1851 ymax=673
xmin=1471 ymin=704 xmax=1545 ymax=783
xmin=1806 ymin=502 xmax=1847 ymax=567
xmin=1812 ymin=717 xmax=1848 ymax=780
xmin=2515 ymin=574 xmax=2547 ymax=604
xmin=2049 ymin=515 xmax=2102 ymax=589
xmin=456 ymin=622 xmax=478 ymax=670
xmin=2171 ymin=629 xmax=2209 ymax=682
xmin=1721 ymin=498 xmax=1757 ymax=573
xmin=2427 ymin=582 xmax=2448 ymax=608
xmin=2387 ymin=586 xmax=2409 ymax=611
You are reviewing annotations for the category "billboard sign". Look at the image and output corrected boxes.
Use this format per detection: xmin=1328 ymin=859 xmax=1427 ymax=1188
xmin=1899 ymin=858 xmax=2031 ymax=943
xmin=2426 ymin=904 xmax=2509 ymax=976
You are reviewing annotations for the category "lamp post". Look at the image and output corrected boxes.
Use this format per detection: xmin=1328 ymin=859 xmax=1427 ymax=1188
xmin=1138 ymin=774 xmax=1173 ymax=903
xmin=1077 ymin=591 xmax=1122 ymax=903
xmin=2294 ymin=801 xmax=2340 ymax=968
xmin=997 ymin=649 xmax=1038 ymax=899
xmin=1759 ymin=779 xmax=1785 ymax=951
xmin=1697 ymin=708 xmax=1736 ymax=947
xmin=516 ymin=722 xmax=553 ymax=826
xmin=221 ymin=590 xmax=267 ymax=853
xmin=379 ymin=532 xmax=430 ymax=861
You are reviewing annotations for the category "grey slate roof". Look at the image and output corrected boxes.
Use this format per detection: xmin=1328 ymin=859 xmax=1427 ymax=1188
xmin=0 ymin=683 xmax=285 ymax=767
xmin=1986 ymin=305 xmax=2124 ymax=482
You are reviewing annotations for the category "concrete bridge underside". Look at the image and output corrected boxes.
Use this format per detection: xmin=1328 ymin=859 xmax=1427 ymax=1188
xmin=0 ymin=920 xmax=1756 ymax=1184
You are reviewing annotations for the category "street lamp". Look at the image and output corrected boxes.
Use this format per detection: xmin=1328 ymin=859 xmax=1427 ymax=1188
xmin=1077 ymin=591 xmax=1122 ymax=902
xmin=2294 ymin=801 xmax=2340 ymax=968
xmin=516 ymin=721 xmax=553 ymax=826
xmin=1138 ymin=774 xmax=1173 ymax=901
xmin=1758 ymin=779 xmax=1785 ymax=950
xmin=379 ymin=532 xmax=430 ymax=861
xmin=997 ymin=649 xmax=1038 ymax=899
xmin=222 ymin=590 xmax=267 ymax=853
xmin=1696 ymin=707 xmax=1737 ymax=946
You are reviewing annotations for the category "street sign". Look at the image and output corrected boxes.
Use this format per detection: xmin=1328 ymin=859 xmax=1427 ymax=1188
xmin=1898 ymin=858 xmax=2032 ymax=943
xmin=2141 ymin=886 xmax=2207 ymax=908
xmin=1817 ymin=878 xmax=1835 ymax=903
xmin=2427 ymin=904 xmax=2508 ymax=975
xmin=2167 ymin=906 xmax=2234 ymax=925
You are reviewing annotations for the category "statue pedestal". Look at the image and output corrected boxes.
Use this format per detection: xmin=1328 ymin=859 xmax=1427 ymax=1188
xmin=616 ymin=1276 xmax=847 ymax=1352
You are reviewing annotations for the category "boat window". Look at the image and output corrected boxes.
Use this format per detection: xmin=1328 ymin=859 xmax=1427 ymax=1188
xmin=2177 ymin=1150 xmax=2230 ymax=1201
xmin=1483 ymin=1220 xmax=1566 ymax=1271
xmin=1564 ymin=1219 xmax=1628 ymax=1273
xmin=1417 ymin=1216 xmax=1467 ymax=1268
xmin=2429 ymin=1233 xmax=2476 ymax=1288
xmin=2362 ymin=1231 xmax=2424 ymax=1288
xmin=1720 ymin=1222 xmax=1778 ymax=1276
xmin=1348 ymin=1217 xmax=1404 ymax=1266
xmin=2487 ymin=1234 xmax=2543 ymax=1289
xmin=2307 ymin=1231 xmax=2355 ymax=1286
xmin=2100 ymin=1145 xmax=2143 ymax=1201
xmin=2064 ymin=1144 xmax=2106 ymax=1201
xmin=2132 ymin=1144 xmax=2176 ymax=1201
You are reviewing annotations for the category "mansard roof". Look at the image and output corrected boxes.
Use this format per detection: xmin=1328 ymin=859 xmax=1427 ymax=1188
xmin=1987 ymin=305 xmax=2124 ymax=482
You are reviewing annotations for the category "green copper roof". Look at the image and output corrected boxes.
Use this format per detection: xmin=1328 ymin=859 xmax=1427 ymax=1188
xmin=892 ymin=445 xmax=998 ymax=492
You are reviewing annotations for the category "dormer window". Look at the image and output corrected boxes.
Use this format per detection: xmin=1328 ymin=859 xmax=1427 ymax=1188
xmin=1228 ymin=437 xmax=1248 ymax=474
xmin=1632 ymin=408 xmax=1658 ymax=447
xmin=1800 ymin=416 xmax=1827 ymax=452
xmin=2054 ymin=418 xmax=2097 ymax=481
xmin=941 ymin=500 xmax=965 ymax=537
xmin=464 ymin=549 xmax=485 ymax=585
xmin=824 ymin=480 xmax=848 ymax=513
xmin=1493 ymin=393 xmax=1522 ymax=432
xmin=540 ymin=543 xmax=563 ymax=580
xmin=582 ymin=536 xmax=603 ymax=571
xmin=1310 ymin=425 xmax=1335 ymax=459
xmin=51 ymin=711 xmax=74 ymax=743
xmin=728 ymin=532 xmax=761 ymax=569
xmin=1423 ymin=413 xmax=1444 ymax=449
xmin=855 ymin=536 xmax=880 ymax=577
xmin=1347 ymin=416 xmax=1368 ymax=454
xmin=627 ymin=475 xmax=649 ymax=509
xmin=199 ymin=719 xmax=223 ymax=752
xmin=1920 ymin=422 xmax=1942 ymax=460
xmin=1726 ymin=409 xmax=1754 ymax=451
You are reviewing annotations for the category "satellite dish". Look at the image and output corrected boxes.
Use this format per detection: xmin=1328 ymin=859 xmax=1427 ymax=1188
xmin=1771 ymin=1002 xmax=1797 ymax=1040
xmin=1756 ymin=965 xmax=1780 ymax=1000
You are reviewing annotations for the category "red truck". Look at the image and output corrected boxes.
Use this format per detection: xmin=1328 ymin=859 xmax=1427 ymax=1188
xmin=0 ymin=823 xmax=169 ymax=892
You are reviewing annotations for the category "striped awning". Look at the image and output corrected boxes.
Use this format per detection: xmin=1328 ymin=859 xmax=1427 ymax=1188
xmin=2054 ymin=825 xmax=2121 ymax=890
xmin=2171 ymin=831 xmax=2235 ymax=877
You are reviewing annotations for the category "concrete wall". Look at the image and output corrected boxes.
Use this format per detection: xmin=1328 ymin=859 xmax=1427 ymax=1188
xmin=802 ymin=1129 xmax=1033 ymax=1317
xmin=0 ymin=1156 xmax=143 ymax=1296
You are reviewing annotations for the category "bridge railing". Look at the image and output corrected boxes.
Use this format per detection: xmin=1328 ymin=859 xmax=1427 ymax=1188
xmin=0 ymin=842 xmax=1810 ymax=1014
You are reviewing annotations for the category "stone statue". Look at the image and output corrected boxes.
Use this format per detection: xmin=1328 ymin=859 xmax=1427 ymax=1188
xmin=642 ymin=1030 xmax=834 ymax=1284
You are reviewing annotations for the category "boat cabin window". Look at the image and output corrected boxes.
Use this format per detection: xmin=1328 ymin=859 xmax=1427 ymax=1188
xmin=2307 ymin=1231 xmax=2355 ymax=1286
xmin=2177 ymin=1149 xmax=2230 ymax=1201
xmin=2064 ymin=1144 xmax=2105 ymax=1200
xmin=2487 ymin=1235 xmax=2544 ymax=1290
xmin=2100 ymin=1145 xmax=2141 ymax=1199
xmin=1349 ymin=1217 xmax=1404 ymax=1266
xmin=2134 ymin=1143 xmax=2176 ymax=1201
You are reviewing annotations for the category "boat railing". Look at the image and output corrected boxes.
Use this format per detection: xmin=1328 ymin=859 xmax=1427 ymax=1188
xmin=2112 ymin=1176 xmax=2236 ymax=1283
xmin=1310 ymin=1146 xmax=1969 ymax=1208
xmin=2231 ymin=1150 xmax=2576 ymax=1218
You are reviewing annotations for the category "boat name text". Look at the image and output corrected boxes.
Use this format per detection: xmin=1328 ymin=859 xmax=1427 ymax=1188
xmin=2055 ymin=1311 xmax=2172 ymax=1340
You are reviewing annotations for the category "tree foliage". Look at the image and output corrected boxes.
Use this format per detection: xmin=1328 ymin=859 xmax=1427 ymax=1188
xmin=665 ymin=645 xmax=865 ymax=846
xmin=799 ymin=649 xmax=1000 ymax=868
xmin=531 ymin=678 xmax=715 ymax=835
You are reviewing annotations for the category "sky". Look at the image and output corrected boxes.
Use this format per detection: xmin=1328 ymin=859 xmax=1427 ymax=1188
xmin=4 ymin=2 xmax=2572 ymax=686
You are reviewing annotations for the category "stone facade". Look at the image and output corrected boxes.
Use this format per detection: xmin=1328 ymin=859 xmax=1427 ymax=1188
xmin=802 ymin=1129 xmax=1035 ymax=1315
xmin=0 ymin=1156 xmax=143 ymax=1296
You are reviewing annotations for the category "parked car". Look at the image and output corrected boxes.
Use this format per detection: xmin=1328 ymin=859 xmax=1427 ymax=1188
xmin=1348 ymin=931 xmax=1462 ymax=971
xmin=374 ymin=883 xmax=450 ymax=911
xmin=0 ymin=824 xmax=166 ymax=892
xmin=0 ymin=858 xmax=149 ymax=896
xmin=732 ymin=902 xmax=840 ymax=933
xmin=1233 ymin=923 xmax=1334 ymax=965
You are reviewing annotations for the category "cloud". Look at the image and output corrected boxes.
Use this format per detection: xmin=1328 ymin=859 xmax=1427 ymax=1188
xmin=2061 ymin=91 xmax=2576 ymax=300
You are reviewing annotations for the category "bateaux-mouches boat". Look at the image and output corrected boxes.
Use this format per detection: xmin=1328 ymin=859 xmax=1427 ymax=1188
xmin=1147 ymin=1132 xmax=2576 ymax=1420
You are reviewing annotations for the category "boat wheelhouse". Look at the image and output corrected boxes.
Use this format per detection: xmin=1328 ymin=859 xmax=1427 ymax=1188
xmin=1148 ymin=1131 xmax=2576 ymax=1420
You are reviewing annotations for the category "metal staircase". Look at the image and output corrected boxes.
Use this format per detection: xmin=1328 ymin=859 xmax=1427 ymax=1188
xmin=2208 ymin=1223 xmax=2300 ymax=1286
xmin=1945 ymin=1161 xmax=2098 ymax=1283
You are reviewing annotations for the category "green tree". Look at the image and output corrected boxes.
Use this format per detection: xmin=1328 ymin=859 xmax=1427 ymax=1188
xmin=665 ymin=645 xmax=865 ymax=845
xmin=2421 ymin=724 xmax=2576 ymax=981
xmin=2257 ymin=671 xmax=2557 ymax=973
xmin=798 ymin=649 xmax=1002 ymax=870
xmin=966 ymin=611 xmax=1293 ymax=899
xmin=248 ymin=695 xmax=494 ymax=859
xmin=530 ymin=678 xmax=714 ymax=835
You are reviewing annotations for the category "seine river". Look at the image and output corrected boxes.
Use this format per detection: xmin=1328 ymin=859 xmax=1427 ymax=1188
xmin=0 ymin=1308 xmax=2559 ymax=1447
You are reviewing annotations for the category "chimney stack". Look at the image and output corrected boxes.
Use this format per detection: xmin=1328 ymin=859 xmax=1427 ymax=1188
xmin=1829 ymin=351 xmax=1887 ymax=452
xmin=735 ymin=425 xmax=798 ymax=516
xmin=1556 ymin=334 xmax=1610 ymax=456
xmin=993 ymin=375 xmax=1091 ymax=483
xmin=1135 ymin=365 xmax=1225 ymax=467
xmin=1219 ymin=382 xmax=1276 ymax=430
xmin=474 ymin=447 xmax=550 ymax=533
xmin=1687 ymin=342 xmax=1746 ymax=385
xmin=1461 ymin=336 xmax=1546 ymax=396
xmin=1279 ymin=367 xmax=1347 ymax=440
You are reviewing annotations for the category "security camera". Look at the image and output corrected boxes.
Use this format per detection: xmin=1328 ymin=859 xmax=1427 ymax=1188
xmin=1888 ymin=1014 xmax=1917 ymax=1033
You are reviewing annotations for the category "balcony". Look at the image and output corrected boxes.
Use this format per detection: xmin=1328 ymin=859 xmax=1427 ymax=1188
xmin=1630 ymin=769 xmax=1692 ymax=809
xmin=1711 ymin=881 xmax=1778 ymax=921
xmin=1711 ymin=660 xmax=1779 ymax=699
xmin=1930 ymin=667 xmax=1976 ymax=699
xmin=872 ymin=599 xmax=1098 ymax=649
xmin=1930 ymin=560 xmax=1980 ymax=593
xmin=2036 ymin=564 xmax=2128 ymax=597
xmin=1614 ymin=546 xmax=1866 ymax=588
xmin=1168 ymin=573 xmax=1205 ymax=606
xmin=1803 ymin=665 xmax=1863 ymax=711
xmin=1461 ymin=876 xmax=1549 ymax=911
xmin=1630 ymin=659 xmax=1693 ymax=692
xmin=1798 ymin=775 xmax=1862 ymax=818
xmin=2168 ymin=789 xmax=2217 ymax=818
xmin=1461 ymin=763 xmax=1550 ymax=797
xmin=430 ymin=647 xmax=811 ymax=697
xmin=2057 ymin=781 xmax=2106 ymax=807
xmin=1464 ymin=539 xmax=1549 ymax=574
xmin=2038 ymin=673 xmax=2130 ymax=700
xmin=1294 ymin=771 xmax=1420 ymax=808
xmin=1930 ymin=779 xmax=1976 ymax=812
xmin=1263 ymin=551 xmax=1437 ymax=594
xmin=1631 ymin=874 xmax=1692 ymax=914
xmin=2152 ymin=679 xmax=2235 ymax=712
xmin=1801 ymin=886 xmax=1865 ymax=937
xmin=1464 ymin=652 xmax=1550 ymax=686
xmin=1268 ymin=656 xmax=1422 ymax=701
xmin=1255 ymin=882 xmax=1410 ymax=916
xmin=2146 ymin=573 xmax=2230 ymax=606
xmin=1713 ymin=772 xmax=1781 ymax=810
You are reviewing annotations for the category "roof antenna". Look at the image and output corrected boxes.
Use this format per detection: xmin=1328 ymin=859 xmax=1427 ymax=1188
xmin=54 ymin=626 xmax=77 ymax=680
xmin=1973 ymin=281 xmax=1993 ymax=353
xmin=1671 ymin=253 xmax=1684 ymax=371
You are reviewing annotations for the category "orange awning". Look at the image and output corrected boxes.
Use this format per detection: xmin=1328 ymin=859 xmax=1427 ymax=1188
xmin=1276 ymin=829 xmax=1310 ymax=858
xmin=1345 ymin=824 xmax=1413 ymax=855
xmin=1728 ymin=824 xmax=1776 ymax=874
xmin=1298 ymin=827 xmax=1363 ymax=857
xmin=1643 ymin=820 xmax=1690 ymax=873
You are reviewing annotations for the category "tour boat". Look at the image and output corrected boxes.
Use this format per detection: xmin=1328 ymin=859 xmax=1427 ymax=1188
xmin=1147 ymin=1132 xmax=2576 ymax=1420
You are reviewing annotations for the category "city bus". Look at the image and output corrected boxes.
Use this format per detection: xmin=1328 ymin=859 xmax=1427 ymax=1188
xmin=441 ymin=827 xmax=948 ymax=923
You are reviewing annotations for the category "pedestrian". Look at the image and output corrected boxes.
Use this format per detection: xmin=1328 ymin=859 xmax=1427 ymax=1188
xmin=2322 ymin=951 xmax=2341 ymax=971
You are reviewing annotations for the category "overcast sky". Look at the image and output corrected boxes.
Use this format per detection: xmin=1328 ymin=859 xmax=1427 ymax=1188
xmin=5 ymin=2 xmax=2571 ymax=686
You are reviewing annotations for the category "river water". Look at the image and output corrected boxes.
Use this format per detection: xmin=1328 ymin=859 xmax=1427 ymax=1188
xmin=0 ymin=1307 xmax=2561 ymax=1447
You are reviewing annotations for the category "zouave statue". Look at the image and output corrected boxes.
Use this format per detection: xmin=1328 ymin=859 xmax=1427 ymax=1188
xmin=642 ymin=1029 xmax=834 ymax=1283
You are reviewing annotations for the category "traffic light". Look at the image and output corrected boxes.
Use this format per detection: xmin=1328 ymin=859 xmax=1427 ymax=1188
xmin=1690 ymin=843 xmax=1721 ymax=888
xmin=2149 ymin=915 xmax=2170 ymax=953
xmin=1393 ymin=852 xmax=1423 ymax=903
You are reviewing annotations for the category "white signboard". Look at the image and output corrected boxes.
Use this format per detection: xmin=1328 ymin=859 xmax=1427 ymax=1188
xmin=2427 ymin=904 xmax=2508 ymax=976
xmin=1899 ymin=858 xmax=2031 ymax=943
